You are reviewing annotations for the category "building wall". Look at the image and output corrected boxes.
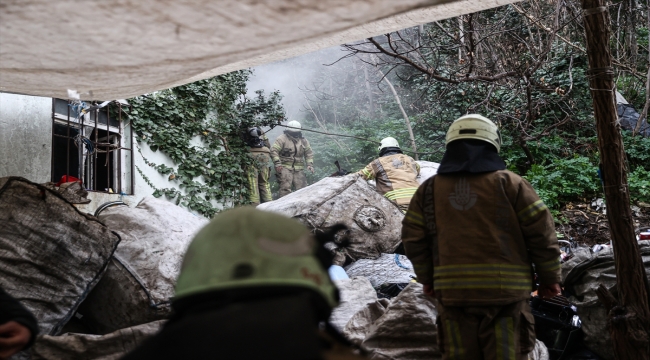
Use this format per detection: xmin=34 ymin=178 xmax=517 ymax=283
xmin=0 ymin=93 xmax=212 ymax=217
xmin=0 ymin=93 xmax=52 ymax=183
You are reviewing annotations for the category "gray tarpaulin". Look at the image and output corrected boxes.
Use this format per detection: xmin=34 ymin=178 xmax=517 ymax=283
xmin=416 ymin=161 xmax=440 ymax=184
xmin=329 ymin=277 xmax=379 ymax=332
xmin=258 ymin=175 xmax=404 ymax=265
xmin=0 ymin=1 xmax=520 ymax=100
xmin=0 ymin=177 xmax=121 ymax=336
xmin=77 ymin=196 xmax=207 ymax=334
xmin=561 ymin=241 xmax=650 ymax=360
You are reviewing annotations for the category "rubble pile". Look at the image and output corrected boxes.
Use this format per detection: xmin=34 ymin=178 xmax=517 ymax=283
xmin=561 ymin=241 xmax=650 ymax=360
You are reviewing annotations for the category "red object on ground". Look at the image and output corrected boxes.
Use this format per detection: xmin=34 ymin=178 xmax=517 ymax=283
xmin=56 ymin=175 xmax=82 ymax=187
xmin=640 ymin=232 xmax=650 ymax=240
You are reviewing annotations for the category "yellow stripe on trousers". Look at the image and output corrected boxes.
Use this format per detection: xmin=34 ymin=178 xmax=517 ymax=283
xmin=495 ymin=317 xmax=515 ymax=360
xmin=444 ymin=319 xmax=464 ymax=360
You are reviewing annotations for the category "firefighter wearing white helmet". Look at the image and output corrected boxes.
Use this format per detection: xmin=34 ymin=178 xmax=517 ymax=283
xmin=357 ymin=136 xmax=420 ymax=212
xmin=402 ymin=114 xmax=561 ymax=359
xmin=271 ymin=120 xmax=315 ymax=197
xmin=122 ymin=207 xmax=366 ymax=359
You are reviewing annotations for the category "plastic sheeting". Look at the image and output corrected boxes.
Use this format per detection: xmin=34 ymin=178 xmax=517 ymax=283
xmin=329 ymin=277 xmax=378 ymax=332
xmin=0 ymin=177 xmax=121 ymax=337
xmin=30 ymin=320 xmax=165 ymax=360
xmin=346 ymin=283 xmax=441 ymax=359
xmin=345 ymin=254 xmax=416 ymax=287
xmin=258 ymin=175 xmax=404 ymax=265
xmin=416 ymin=161 xmax=440 ymax=184
xmin=561 ymin=241 xmax=650 ymax=360
xmin=0 ymin=1 xmax=520 ymax=100
xmin=77 ymin=196 xmax=207 ymax=334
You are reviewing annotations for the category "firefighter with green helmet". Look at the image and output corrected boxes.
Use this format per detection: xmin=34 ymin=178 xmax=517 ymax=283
xmin=122 ymin=207 xmax=365 ymax=360
xmin=271 ymin=120 xmax=315 ymax=197
xmin=402 ymin=114 xmax=562 ymax=360
xmin=357 ymin=137 xmax=420 ymax=212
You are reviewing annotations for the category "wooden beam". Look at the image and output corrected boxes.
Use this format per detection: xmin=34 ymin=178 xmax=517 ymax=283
xmin=580 ymin=1 xmax=650 ymax=358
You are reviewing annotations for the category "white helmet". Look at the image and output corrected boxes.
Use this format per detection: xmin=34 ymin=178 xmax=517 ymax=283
xmin=378 ymin=137 xmax=400 ymax=152
xmin=446 ymin=114 xmax=502 ymax=153
xmin=286 ymin=120 xmax=302 ymax=133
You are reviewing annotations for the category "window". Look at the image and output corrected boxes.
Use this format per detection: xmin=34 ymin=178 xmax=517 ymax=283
xmin=51 ymin=99 xmax=134 ymax=194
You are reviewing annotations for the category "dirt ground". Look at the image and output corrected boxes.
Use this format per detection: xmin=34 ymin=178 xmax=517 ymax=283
xmin=555 ymin=201 xmax=650 ymax=247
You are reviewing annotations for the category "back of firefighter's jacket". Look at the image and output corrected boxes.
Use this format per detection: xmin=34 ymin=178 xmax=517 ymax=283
xmin=401 ymin=170 xmax=561 ymax=307
xmin=271 ymin=134 xmax=314 ymax=170
xmin=358 ymin=154 xmax=420 ymax=207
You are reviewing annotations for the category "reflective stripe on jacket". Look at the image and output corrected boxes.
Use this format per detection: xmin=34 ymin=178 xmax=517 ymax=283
xmin=401 ymin=170 xmax=561 ymax=306
xmin=357 ymin=154 xmax=420 ymax=207
xmin=270 ymin=134 xmax=314 ymax=170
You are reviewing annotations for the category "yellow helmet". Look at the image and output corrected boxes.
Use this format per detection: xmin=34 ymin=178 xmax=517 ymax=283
xmin=446 ymin=114 xmax=502 ymax=152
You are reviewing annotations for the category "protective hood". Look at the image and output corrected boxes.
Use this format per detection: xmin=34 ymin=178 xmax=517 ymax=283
xmin=437 ymin=139 xmax=506 ymax=174
xmin=379 ymin=147 xmax=403 ymax=157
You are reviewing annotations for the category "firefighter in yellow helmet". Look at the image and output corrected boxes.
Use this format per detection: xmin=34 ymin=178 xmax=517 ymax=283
xmin=357 ymin=137 xmax=420 ymax=212
xmin=271 ymin=120 xmax=314 ymax=198
xmin=122 ymin=207 xmax=366 ymax=360
xmin=245 ymin=127 xmax=272 ymax=206
xmin=401 ymin=114 xmax=561 ymax=360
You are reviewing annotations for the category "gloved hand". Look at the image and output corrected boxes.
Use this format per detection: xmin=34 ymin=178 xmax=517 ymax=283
xmin=537 ymin=283 xmax=562 ymax=299
xmin=423 ymin=283 xmax=436 ymax=297
xmin=275 ymin=166 xmax=283 ymax=174
xmin=307 ymin=165 xmax=315 ymax=174
xmin=0 ymin=321 xmax=33 ymax=358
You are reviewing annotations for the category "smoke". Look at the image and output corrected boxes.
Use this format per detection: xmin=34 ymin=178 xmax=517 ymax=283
xmin=246 ymin=45 xmax=351 ymax=143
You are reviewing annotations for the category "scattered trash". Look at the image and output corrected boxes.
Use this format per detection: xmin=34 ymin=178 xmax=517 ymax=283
xmin=0 ymin=177 xmax=121 ymax=336
xmin=562 ymin=241 xmax=650 ymax=360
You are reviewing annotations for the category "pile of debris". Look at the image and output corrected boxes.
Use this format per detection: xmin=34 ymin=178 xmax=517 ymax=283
xmin=0 ymin=177 xmax=207 ymax=359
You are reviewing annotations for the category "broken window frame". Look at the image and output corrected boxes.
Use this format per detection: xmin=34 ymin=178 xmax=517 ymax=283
xmin=50 ymin=99 xmax=134 ymax=195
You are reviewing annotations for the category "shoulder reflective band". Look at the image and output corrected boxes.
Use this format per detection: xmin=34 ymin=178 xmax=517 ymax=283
xmin=517 ymin=200 xmax=547 ymax=222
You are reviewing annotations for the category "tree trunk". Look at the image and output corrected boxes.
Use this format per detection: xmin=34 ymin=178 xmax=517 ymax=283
xmin=377 ymin=69 xmax=418 ymax=160
xmin=581 ymin=1 xmax=650 ymax=359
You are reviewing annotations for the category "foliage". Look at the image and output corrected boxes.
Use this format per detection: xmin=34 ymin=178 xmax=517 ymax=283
xmin=127 ymin=71 xmax=285 ymax=217
xmin=628 ymin=167 xmax=650 ymax=203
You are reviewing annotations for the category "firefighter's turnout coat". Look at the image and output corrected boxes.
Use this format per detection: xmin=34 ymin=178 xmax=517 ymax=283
xmin=402 ymin=170 xmax=561 ymax=306
xmin=271 ymin=133 xmax=314 ymax=170
xmin=358 ymin=154 xmax=420 ymax=208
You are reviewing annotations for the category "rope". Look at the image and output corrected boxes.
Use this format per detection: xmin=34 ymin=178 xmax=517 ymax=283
xmin=272 ymin=124 xmax=445 ymax=156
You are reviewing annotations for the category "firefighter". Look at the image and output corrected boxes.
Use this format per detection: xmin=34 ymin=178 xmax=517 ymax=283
xmin=401 ymin=114 xmax=561 ymax=360
xmin=271 ymin=121 xmax=314 ymax=198
xmin=245 ymin=127 xmax=272 ymax=206
xmin=357 ymin=137 xmax=420 ymax=212
xmin=121 ymin=207 xmax=365 ymax=360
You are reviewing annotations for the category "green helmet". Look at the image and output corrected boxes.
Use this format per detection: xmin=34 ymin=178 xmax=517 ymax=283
xmin=174 ymin=207 xmax=338 ymax=308
xmin=446 ymin=114 xmax=502 ymax=152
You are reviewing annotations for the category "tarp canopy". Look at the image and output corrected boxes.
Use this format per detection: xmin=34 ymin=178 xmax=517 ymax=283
xmin=1 ymin=0 xmax=519 ymax=100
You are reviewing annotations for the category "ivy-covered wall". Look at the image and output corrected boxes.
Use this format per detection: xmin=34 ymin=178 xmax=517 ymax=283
xmin=127 ymin=70 xmax=285 ymax=218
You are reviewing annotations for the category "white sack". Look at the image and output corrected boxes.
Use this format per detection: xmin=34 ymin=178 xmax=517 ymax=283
xmin=77 ymin=196 xmax=207 ymax=334
xmin=345 ymin=254 xmax=416 ymax=287
xmin=258 ymin=175 xmax=404 ymax=265
xmin=329 ymin=277 xmax=378 ymax=333
xmin=30 ymin=320 xmax=164 ymax=360
xmin=0 ymin=177 xmax=120 ymax=336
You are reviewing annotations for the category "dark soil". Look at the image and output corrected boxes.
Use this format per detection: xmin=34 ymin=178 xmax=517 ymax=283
xmin=555 ymin=201 xmax=650 ymax=247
